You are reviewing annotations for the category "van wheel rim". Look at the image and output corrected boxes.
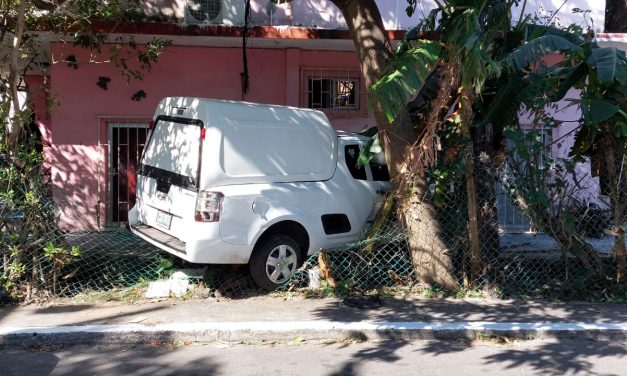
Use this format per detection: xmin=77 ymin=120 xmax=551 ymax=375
xmin=265 ymin=244 xmax=298 ymax=284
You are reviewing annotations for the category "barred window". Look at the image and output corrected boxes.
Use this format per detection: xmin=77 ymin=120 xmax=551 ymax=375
xmin=188 ymin=0 xmax=221 ymax=22
xmin=307 ymin=78 xmax=358 ymax=110
xmin=302 ymin=68 xmax=364 ymax=113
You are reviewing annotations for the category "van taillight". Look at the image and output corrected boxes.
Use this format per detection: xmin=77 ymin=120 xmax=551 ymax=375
xmin=195 ymin=191 xmax=224 ymax=222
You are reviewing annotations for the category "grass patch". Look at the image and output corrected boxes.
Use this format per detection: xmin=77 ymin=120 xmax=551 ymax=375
xmin=472 ymin=332 xmax=518 ymax=346
xmin=63 ymin=282 xmax=149 ymax=305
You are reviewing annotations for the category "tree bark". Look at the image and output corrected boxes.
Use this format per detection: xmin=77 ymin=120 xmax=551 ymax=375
xmin=602 ymin=132 xmax=626 ymax=281
xmin=470 ymin=122 xmax=501 ymax=278
xmin=5 ymin=0 xmax=27 ymax=153
xmin=465 ymin=151 xmax=481 ymax=286
xmin=399 ymin=178 xmax=457 ymax=289
xmin=331 ymin=0 xmax=457 ymax=288
xmin=605 ymin=0 xmax=627 ymax=33
xmin=604 ymin=0 xmax=627 ymax=281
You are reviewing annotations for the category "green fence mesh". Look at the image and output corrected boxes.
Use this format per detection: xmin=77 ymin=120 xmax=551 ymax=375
xmin=0 ymin=206 xmax=625 ymax=302
xmin=61 ymin=228 xmax=163 ymax=295
xmin=283 ymin=221 xmax=414 ymax=292
xmin=1 ymin=145 xmax=626 ymax=303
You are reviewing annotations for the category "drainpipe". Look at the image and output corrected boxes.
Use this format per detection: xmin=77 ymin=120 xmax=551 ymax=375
xmin=395 ymin=0 xmax=400 ymax=30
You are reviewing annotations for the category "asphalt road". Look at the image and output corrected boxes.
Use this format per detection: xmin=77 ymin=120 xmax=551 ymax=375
xmin=2 ymin=338 xmax=626 ymax=376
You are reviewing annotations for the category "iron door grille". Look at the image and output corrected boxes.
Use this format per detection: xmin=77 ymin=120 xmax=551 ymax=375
xmin=108 ymin=123 xmax=148 ymax=223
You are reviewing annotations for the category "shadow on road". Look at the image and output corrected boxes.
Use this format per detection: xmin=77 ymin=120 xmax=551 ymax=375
xmin=327 ymin=339 xmax=408 ymax=376
xmin=311 ymin=296 xmax=627 ymax=323
xmin=415 ymin=337 xmax=626 ymax=376
xmin=311 ymin=296 xmax=627 ymax=376
xmin=0 ymin=342 xmax=220 ymax=376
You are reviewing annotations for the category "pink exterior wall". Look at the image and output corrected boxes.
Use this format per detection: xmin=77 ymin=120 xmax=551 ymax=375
xmin=38 ymin=3 xmax=614 ymax=232
xmin=46 ymin=43 xmax=370 ymax=230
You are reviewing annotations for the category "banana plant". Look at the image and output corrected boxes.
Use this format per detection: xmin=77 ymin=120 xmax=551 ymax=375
xmin=369 ymin=0 xmax=627 ymax=279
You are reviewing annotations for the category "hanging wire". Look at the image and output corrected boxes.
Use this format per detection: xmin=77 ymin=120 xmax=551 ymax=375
xmin=240 ymin=0 xmax=251 ymax=98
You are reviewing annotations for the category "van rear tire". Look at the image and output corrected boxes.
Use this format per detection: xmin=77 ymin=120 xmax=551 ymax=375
xmin=249 ymin=235 xmax=303 ymax=291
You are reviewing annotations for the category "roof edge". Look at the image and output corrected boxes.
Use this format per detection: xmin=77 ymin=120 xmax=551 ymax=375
xmin=34 ymin=20 xmax=408 ymax=41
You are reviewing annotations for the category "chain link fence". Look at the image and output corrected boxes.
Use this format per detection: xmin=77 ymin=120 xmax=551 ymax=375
xmin=283 ymin=149 xmax=624 ymax=300
xmin=1 ymin=137 xmax=626 ymax=302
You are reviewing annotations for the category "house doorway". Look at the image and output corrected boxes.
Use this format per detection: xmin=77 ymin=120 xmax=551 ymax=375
xmin=108 ymin=123 xmax=149 ymax=223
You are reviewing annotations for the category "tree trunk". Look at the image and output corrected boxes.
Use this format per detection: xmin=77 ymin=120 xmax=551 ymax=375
xmin=605 ymin=0 xmax=627 ymax=33
xmin=618 ymin=153 xmax=627 ymax=282
xmin=5 ymin=0 xmax=28 ymax=153
xmin=554 ymin=231 xmax=607 ymax=276
xmin=459 ymin=89 xmax=484 ymax=287
xmin=399 ymin=177 xmax=457 ymax=289
xmin=461 ymin=89 xmax=501 ymax=287
xmin=332 ymin=0 xmax=457 ymax=288
xmin=602 ymin=132 xmax=626 ymax=281
xmin=602 ymin=8 xmax=627 ymax=281
xmin=470 ymin=123 xmax=501 ymax=278
xmin=465 ymin=151 xmax=481 ymax=286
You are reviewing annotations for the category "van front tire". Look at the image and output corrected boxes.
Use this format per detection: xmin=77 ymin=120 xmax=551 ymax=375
xmin=249 ymin=235 xmax=303 ymax=291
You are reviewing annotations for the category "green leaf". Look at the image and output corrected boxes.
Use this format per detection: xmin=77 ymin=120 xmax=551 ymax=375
xmin=478 ymin=75 xmax=525 ymax=127
xmin=553 ymin=63 xmax=587 ymax=101
xmin=564 ymin=212 xmax=576 ymax=231
xmin=357 ymin=134 xmax=383 ymax=167
xmin=587 ymin=47 xmax=627 ymax=85
xmin=464 ymin=33 xmax=480 ymax=50
xmin=406 ymin=5 xmax=414 ymax=17
xmin=580 ymin=98 xmax=620 ymax=124
xmin=404 ymin=25 xmax=420 ymax=41
xmin=370 ymin=41 xmax=442 ymax=123
xmin=570 ymin=126 xmax=593 ymax=156
xmin=503 ymin=35 xmax=580 ymax=72
xmin=356 ymin=126 xmax=378 ymax=138
xmin=612 ymin=120 xmax=627 ymax=138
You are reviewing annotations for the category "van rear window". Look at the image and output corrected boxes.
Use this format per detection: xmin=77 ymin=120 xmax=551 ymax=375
xmin=140 ymin=118 xmax=202 ymax=188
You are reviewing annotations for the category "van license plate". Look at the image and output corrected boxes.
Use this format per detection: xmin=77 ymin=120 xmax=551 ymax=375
xmin=155 ymin=210 xmax=172 ymax=230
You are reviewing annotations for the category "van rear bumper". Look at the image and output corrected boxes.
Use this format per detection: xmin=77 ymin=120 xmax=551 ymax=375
xmin=130 ymin=221 xmax=252 ymax=264
xmin=131 ymin=223 xmax=187 ymax=254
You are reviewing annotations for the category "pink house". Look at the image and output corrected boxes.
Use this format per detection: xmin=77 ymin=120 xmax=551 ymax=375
xmin=25 ymin=0 xmax=616 ymax=232
xmin=26 ymin=1 xmax=416 ymax=230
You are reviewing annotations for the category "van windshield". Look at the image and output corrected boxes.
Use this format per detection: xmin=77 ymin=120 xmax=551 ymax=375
xmin=140 ymin=118 xmax=202 ymax=188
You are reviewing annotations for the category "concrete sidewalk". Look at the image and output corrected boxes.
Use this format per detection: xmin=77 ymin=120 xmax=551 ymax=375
xmin=2 ymin=296 xmax=627 ymax=346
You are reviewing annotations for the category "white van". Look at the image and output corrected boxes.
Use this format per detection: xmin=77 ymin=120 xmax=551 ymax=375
xmin=129 ymin=97 xmax=390 ymax=289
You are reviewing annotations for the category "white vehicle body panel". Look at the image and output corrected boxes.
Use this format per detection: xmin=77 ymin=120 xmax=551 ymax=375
xmin=129 ymin=97 xmax=390 ymax=265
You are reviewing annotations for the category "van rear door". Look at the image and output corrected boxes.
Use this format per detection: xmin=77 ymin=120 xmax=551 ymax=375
xmin=137 ymin=116 xmax=203 ymax=231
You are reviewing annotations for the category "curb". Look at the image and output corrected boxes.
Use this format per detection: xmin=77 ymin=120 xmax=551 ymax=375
xmin=2 ymin=321 xmax=627 ymax=347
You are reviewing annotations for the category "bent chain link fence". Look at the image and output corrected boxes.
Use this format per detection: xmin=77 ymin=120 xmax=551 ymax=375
xmin=1 ymin=149 xmax=625 ymax=302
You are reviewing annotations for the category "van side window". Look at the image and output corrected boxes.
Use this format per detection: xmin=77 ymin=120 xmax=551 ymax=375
xmin=344 ymin=145 xmax=367 ymax=180
xmin=369 ymin=150 xmax=390 ymax=181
